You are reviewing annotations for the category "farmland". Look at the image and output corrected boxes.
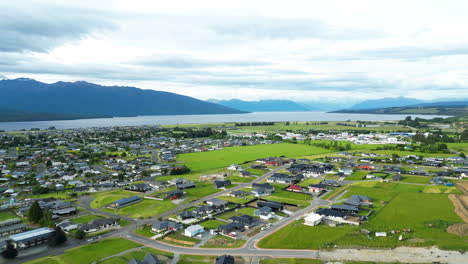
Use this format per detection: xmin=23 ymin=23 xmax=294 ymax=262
xmin=177 ymin=143 xmax=333 ymax=171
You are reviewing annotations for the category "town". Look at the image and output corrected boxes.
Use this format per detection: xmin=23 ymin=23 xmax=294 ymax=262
xmin=0 ymin=120 xmax=467 ymax=264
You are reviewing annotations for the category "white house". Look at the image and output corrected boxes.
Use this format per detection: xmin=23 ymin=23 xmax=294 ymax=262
xmin=184 ymin=224 xmax=204 ymax=237
xmin=304 ymin=213 xmax=323 ymax=226
xmin=227 ymin=164 xmax=242 ymax=171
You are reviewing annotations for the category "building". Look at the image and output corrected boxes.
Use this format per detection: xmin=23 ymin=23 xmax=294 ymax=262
xmin=0 ymin=218 xmax=27 ymax=237
xmin=287 ymin=185 xmax=303 ymax=192
xmin=257 ymin=200 xmax=283 ymax=211
xmin=128 ymin=253 xmax=161 ymax=264
xmin=151 ymin=220 xmax=182 ymax=233
xmin=308 ymin=184 xmax=327 ymax=193
xmin=109 ymin=196 xmax=141 ymax=208
xmin=57 ymin=221 xmax=78 ymax=232
xmin=216 ymin=255 xmax=235 ymax=264
xmin=214 ymin=180 xmax=231 ymax=189
xmin=206 ymin=198 xmax=229 ymax=208
xmin=304 ymin=213 xmax=323 ymax=226
xmin=164 ymin=190 xmax=184 ymax=200
xmin=184 ymin=224 xmax=204 ymax=237
xmin=79 ymin=218 xmax=119 ymax=233
xmin=254 ymin=206 xmax=274 ymax=220
xmin=9 ymin=227 xmax=55 ymax=249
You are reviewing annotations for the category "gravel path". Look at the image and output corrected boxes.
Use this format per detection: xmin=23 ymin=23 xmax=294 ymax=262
xmin=319 ymin=246 xmax=468 ymax=264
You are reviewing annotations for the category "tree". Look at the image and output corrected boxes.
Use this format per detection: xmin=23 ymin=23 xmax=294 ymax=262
xmin=2 ymin=240 xmax=18 ymax=259
xmin=40 ymin=208 xmax=53 ymax=227
xmin=75 ymin=229 xmax=86 ymax=240
xmin=49 ymin=226 xmax=67 ymax=246
xmin=28 ymin=201 xmax=43 ymax=224
xmin=460 ymin=152 xmax=466 ymax=159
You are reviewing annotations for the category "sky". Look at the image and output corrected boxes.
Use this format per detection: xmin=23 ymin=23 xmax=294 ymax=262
xmin=1 ymin=0 xmax=468 ymax=104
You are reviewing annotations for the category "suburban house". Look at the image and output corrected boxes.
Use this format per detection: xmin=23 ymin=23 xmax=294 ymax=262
xmin=215 ymin=255 xmax=235 ymax=264
xmin=206 ymin=198 xmax=229 ymax=208
xmin=408 ymin=170 xmax=429 ymax=176
xmin=304 ymin=213 xmax=323 ymax=226
xmin=177 ymin=211 xmax=198 ymax=220
xmin=239 ymin=171 xmax=252 ymax=177
xmin=108 ymin=196 xmax=141 ymax=208
xmin=151 ymin=220 xmax=182 ymax=233
xmin=257 ymin=200 xmax=283 ymax=211
xmin=176 ymin=181 xmax=196 ymax=190
xmin=229 ymin=190 xmax=248 ymax=198
xmin=57 ymin=221 xmax=79 ymax=232
xmin=331 ymin=204 xmax=359 ymax=213
xmin=164 ymin=190 xmax=184 ymax=200
xmin=392 ymin=174 xmax=403 ymax=181
xmin=126 ymin=183 xmax=152 ymax=192
xmin=287 ymin=184 xmax=303 ymax=192
xmin=267 ymin=174 xmax=293 ymax=184
xmin=229 ymin=215 xmax=255 ymax=228
xmin=254 ymin=206 xmax=274 ymax=220
xmin=344 ymin=195 xmax=373 ymax=207
xmin=184 ymin=224 xmax=204 ymax=237
xmin=308 ymin=184 xmax=327 ymax=193
xmin=227 ymin=164 xmax=242 ymax=171
xmin=214 ymin=180 xmax=231 ymax=189
xmin=321 ymin=180 xmax=341 ymax=187
xmin=128 ymin=253 xmax=161 ymax=264
xmin=79 ymin=218 xmax=119 ymax=233
xmin=313 ymin=208 xmax=364 ymax=226
xmin=338 ymin=168 xmax=353 ymax=176
xmin=251 ymin=183 xmax=275 ymax=197
xmin=218 ymin=222 xmax=244 ymax=234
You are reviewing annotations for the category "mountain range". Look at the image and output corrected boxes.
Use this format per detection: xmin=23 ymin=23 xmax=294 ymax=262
xmin=207 ymin=99 xmax=314 ymax=112
xmin=348 ymin=97 xmax=424 ymax=110
xmin=0 ymin=78 xmax=245 ymax=118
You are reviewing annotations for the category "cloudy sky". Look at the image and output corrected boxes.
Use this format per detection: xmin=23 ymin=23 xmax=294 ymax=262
xmin=2 ymin=0 xmax=468 ymax=104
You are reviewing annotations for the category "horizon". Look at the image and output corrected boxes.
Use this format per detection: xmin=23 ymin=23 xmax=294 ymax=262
xmin=2 ymin=0 xmax=468 ymax=104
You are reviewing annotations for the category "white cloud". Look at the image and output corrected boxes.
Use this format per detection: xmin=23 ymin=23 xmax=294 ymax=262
xmin=1 ymin=0 xmax=468 ymax=102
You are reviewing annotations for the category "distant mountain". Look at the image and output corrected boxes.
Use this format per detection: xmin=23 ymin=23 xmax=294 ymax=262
xmin=0 ymin=108 xmax=109 ymax=122
xmin=0 ymin=78 xmax=246 ymax=117
xmin=331 ymin=101 xmax=468 ymax=116
xmin=207 ymin=99 xmax=314 ymax=112
xmin=349 ymin=97 xmax=424 ymax=110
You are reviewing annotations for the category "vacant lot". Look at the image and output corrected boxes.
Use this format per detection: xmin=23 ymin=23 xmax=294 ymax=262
xmin=99 ymin=248 xmax=173 ymax=264
xmin=177 ymin=143 xmax=332 ymax=171
xmin=199 ymin=219 xmax=225 ymax=230
xmin=201 ymin=235 xmax=246 ymax=248
xmin=91 ymin=190 xmax=136 ymax=209
xmin=103 ymin=199 xmax=177 ymax=219
xmin=25 ymin=238 xmax=141 ymax=264
xmin=259 ymin=182 xmax=467 ymax=251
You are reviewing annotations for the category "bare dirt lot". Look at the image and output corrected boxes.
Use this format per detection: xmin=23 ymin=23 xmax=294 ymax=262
xmin=448 ymin=182 xmax=468 ymax=222
xmin=447 ymin=223 xmax=468 ymax=237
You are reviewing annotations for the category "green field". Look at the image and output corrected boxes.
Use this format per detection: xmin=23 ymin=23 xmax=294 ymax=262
xmin=217 ymin=207 xmax=257 ymax=220
xmin=199 ymin=219 xmax=225 ymax=229
xmin=99 ymin=248 xmax=173 ymax=264
xmin=70 ymin=214 xmax=104 ymax=224
xmin=0 ymin=210 xmax=18 ymax=221
xmin=219 ymin=194 xmax=256 ymax=204
xmin=91 ymin=190 xmax=137 ymax=209
xmin=103 ymin=199 xmax=177 ymax=219
xmin=266 ymin=183 xmax=312 ymax=207
xmin=178 ymin=255 xmax=217 ymax=264
xmin=259 ymin=182 xmax=467 ymax=250
xmin=177 ymin=143 xmax=332 ymax=171
xmin=25 ymin=238 xmax=141 ymax=264
xmin=183 ymin=182 xmax=224 ymax=203
xmin=446 ymin=142 xmax=468 ymax=153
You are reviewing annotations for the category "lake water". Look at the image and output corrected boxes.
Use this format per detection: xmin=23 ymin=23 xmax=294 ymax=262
xmin=0 ymin=112 xmax=449 ymax=131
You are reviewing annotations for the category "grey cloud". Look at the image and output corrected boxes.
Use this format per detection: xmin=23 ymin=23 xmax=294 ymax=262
xmin=210 ymin=17 xmax=380 ymax=40
xmin=0 ymin=6 xmax=116 ymax=52
xmin=129 ymin=55 xmax=270 ymax=68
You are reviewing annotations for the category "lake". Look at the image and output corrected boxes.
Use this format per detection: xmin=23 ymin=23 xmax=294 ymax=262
xmin=0 ymin=112 xmax=449 ymax=131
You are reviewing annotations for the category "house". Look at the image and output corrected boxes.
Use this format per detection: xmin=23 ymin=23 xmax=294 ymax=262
xmin=165 ymin=190 xmax=184 ymax=200
xmin=314 ymin=208 xmax=363 ymax=226
xmin=184 ymin=224 xmax=204 ymax=237
xmin=57 ymin=221 xmax=78 ymax=232
xmin=79 ymin=218 xmax=119 ymax=233
xmin=338 ymin=168 xmax=353 ymax=176
xmin=304 ymin=213 xmax=323 ymax=226
xmin=218 ymin=222 xmax=244 ymax=234
xmin=330 ymin=204 xmax=359 ymax=213
xmin=176 ymin=181 xmax=196 ymax=190
xmin=391 ymin=174 xmax=402 ymax=181
xmin=254 ymin=206 xmax=274 ymax=220
xmin=257 ymin=200 xmax=283 ymax=211
xmin=216 ymin=255 xmax=235 ymax=264
xmin=308 ymin=184 xmax=327 ymax=193
xmin=214 ymin=180 xmax=231 ymax=189
xmin=126 ymin=183 xmax=152 ymax=192
xmin=109 ymin=196 xmax=141 ymax=208
xmin=193 ymin=205 xmax=215 ymax=215
xmin=321 ymin=180 xmax=341 ymax=187
xmin=206 ymin=198 xmax=229 ymax=208
xmin=230 ymin=215 xmax=255 ymax=227
xmin=251 ymin=183 xmax=275 ymax=196
xmin=229 ymin=190 xmax=248 ymax=198
xmin=344 ymin=195 xmax=373 ymax=207
xmin=357 ymin=165 xmax=373 ymax=170
xmin=267 ymin=174 xmax=293 ymax=184
xmin=408 ymin=170 xmax=429 ymax=176
xmin=228 ymin=164 xmax=242 ymax=171
xmin=151 ymin=220 xmax=182 ymax=233
xmin=128 ymin=253 xmax=161 ymax=264
xmin=431 ymin=177 xmax=446 ymax=185
xmin=287 ymin=185 xmax=303 ymax=192
xmin=239 ymin=171 xmax=251 ymax=177
xmin=177 ymin=210 xmax=198 ymax=220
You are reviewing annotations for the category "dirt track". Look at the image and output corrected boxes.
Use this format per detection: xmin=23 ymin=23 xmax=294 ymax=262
xmin=448 ymin=182 xmax=468 ymax=223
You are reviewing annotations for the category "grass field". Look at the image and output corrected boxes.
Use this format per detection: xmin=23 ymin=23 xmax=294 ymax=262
xmin=70 ymin=214 xmax=104 ymax=224
xmin=91 ymin=190 xmax=137 ymax=209
xmin=446 ymin=142 xmax=468 ymax=153
xmin=266 ymin=184 xmax=312 ymax=207
xmin=99 ymin=247 xmax=173 ymax=264
xmin=178 ymin=255 xmax=217 ymax=264
xmin=199 ymin=219 xmax=225 ymax=229
xmin=103 ymin=199 xmax=177 ymax=219
xmin=25 ymin=238 xmax=141 ymax=264
xmin=345 ymin=171 xmax=368 ymax=181
xmin=0 ymin=210 xmax=18 ymax=221
xmin=183 ymin=182 xmax=224 ymax=203
xmin=217 ymin=207 xmax=257 ymax=220
xmin=259 ymin=182 xmax=467 ymax=251
xmin=177 ymin=143 xmax=332 ymax=172
xmin=200 ymin=235 xmax=246 ymax=248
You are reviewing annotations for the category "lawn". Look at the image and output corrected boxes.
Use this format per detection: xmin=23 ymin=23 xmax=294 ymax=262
xmin=177 ymin=143 xmax=332 ymax=171
xmin=183 ymin=182 xmax=225 ymax=203
xmin=219 ymin=194 xmax=256 ymax=204
xmin=70 ymin=214 xmax=104 ymax=224
xmin=0 ymin=210 xmax=18 ymax=221
xmin=200 ymin=235 xmax=246 ymax=248
xmin=134 ymin=225 xmax=155 ymax=237
xmin=103 ymin=199 xmax=178 ymax=219
xmin=345 ymin=171 xmax=368 ymax=181
xmin=178 ymin=255 xmax=217 ymax=264
xmin=399 ymin=175 xmax=431 ymax=184
xmin=99 ymin=247 xmax=173 ymax=264
xmin=266 ymin=184 xmax=312 ymax=207
xmin=259 ymin=182 xmax=467 ymax=251
xmin=91 ymin=190 xmax=136 ymax=209
xmin=199 ymin=219 xmax=225 ymax=230
xmin=25 ymin=238 xmax=141 ymax=264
